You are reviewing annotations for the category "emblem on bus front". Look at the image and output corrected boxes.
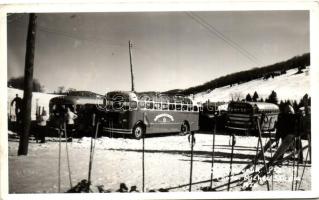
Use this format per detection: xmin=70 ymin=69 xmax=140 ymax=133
xmin=154 ymin=113 xmax=174 ymax=122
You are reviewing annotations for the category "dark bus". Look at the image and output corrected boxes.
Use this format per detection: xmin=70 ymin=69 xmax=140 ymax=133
xmin=48 ymin=95 xmax=103 ymax=136
xmin=99 ymin=91 xmax=202 ymax=139
xmin=226 ymin=101 xmax=279 ymax=135
xmin=199 ymin=101 xmax=229 ymax=132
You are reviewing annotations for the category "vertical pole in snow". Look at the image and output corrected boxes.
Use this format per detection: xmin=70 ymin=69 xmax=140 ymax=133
xmin=58 ymin=123 xmax=62 ymax=193
xmin=142 ymin=133 xmax=145 ymax=192
xmin=227 ymin=134 xmax=235 ymax=191
xmin=291 ymin=138 xmax=296 ymax=191
xmin=295 ymin=138 xmax=301 ymax=190
xmin=254 ymin=136 xmax=260 ymax=173
xmin=256 ymin=117 xmax=270 ymax=191
xmin=298 ymin=146 xmax=309 ymax=190
xmin=64 ymin=122 xmax=73 ymax=189
xmin=129 ymin=40 xmax=135 ymax=92
xmin=268 ymin=121 xmax=274 ymax=190
xmin=88 ymin=113 xmax=101 ymax=192
xmin=210 ymin=114 xmax=216 ymax=188
xmin=308 ymin=134 xmax=311 ymax=163
xmin=189 ymin=131 xmax=195 ymax=192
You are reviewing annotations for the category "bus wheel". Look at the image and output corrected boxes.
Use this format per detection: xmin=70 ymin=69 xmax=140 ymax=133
xmin=132 ymin=124 xmax=144 ymax=140
xmin=179 ymin=122 xmax=189 ymax=136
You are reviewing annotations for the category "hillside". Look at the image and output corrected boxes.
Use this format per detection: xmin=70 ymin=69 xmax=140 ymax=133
xmin=194 ymin=67 xmax=310 ymax=103
xmin=168 ymin=53 xmax=310 ymax=95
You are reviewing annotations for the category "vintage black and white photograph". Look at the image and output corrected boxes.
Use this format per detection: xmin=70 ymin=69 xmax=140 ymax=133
xmin=2 ymin=3 xmax=317 ymax=198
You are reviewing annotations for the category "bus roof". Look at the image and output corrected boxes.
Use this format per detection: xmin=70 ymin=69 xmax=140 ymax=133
xmin=50 ymin=95 xmax=103 ymax=105
xmin=106 ymin=91 xmax=193 ymax=104
xmin=229 ymin=101 xmax=279 ymax=111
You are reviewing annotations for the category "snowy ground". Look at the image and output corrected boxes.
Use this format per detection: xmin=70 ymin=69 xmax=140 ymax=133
xmin=194 ymin=67 xmax=310 ymax=103
xmin=8 ymin=133 xmax=311 ymax=193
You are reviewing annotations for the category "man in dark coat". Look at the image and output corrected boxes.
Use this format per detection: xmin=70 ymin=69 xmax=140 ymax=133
xmin=275 ymin=103 xmax=296 ymax=147
xmin=11 ymin=94 xmax=22 ymax=122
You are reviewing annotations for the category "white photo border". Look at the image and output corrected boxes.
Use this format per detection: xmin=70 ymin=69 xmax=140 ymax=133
xmin=1 ymin=1 xmax=319 ymax=199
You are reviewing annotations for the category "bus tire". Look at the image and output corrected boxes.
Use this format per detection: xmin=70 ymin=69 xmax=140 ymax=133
xmin=179 ymin=121 xmax=189 ymax=136
xmin=132 ymin=124 xmax=144 ymax=140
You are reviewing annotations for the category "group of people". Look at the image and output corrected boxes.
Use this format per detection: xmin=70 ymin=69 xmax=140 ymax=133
xmin=10 ymin=94 xmax=78 ymax=143
xmin=274 ymin=102 xmax=311 ymax=163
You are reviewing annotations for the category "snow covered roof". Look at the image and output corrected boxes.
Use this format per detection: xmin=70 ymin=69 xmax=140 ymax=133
xmin=246 ymin=102 xmax=279 ymax=111
xmin=50 ymin=95 xmax=103 ymax=105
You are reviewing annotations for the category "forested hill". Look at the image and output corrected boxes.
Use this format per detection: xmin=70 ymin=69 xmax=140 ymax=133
xmin=167 ymin=53 xmax=310 ymax=95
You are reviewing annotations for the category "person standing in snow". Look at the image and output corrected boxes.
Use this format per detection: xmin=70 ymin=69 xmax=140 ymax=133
xmin=275 ymin=102 xmax=295 ymax=147
xmin=11 ymin=94 xmax=22 ymax=123
xmin=65 ymin=107 xmax=77 ymax=142
xmin=36 ymin=107 xmax=49 ymax=143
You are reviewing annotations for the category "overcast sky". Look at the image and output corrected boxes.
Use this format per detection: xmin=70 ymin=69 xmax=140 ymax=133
xmin=7 ymin=11 xmax=309 ymax=94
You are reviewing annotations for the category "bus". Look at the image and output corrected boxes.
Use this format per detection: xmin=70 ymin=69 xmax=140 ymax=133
xmin=226 ymin=101 xmax=279 ymax=135
xmin=99 ymin=91 xmax=202 ymax=139
xmin=199 ymin=101 xmax=228 ymax=131
xmin=48 ymin=95 xmax=103 ymax=136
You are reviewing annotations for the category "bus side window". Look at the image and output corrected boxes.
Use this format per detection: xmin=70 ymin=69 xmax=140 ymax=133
xmin=176 ymin=104 xmax=181 ymax=111
xmin=124 ymin=102 xmax=129 ymax=110
xmin=169 ymin=103 xmax=175 ymax=110
xmin=130 ymin=101 xmax=137 ymax=110
xmin=188 ymin=105 xmax=193 ymax=111
xmin=139 ymin=101 xmax=145 ymax=109
xmin=162 ymin=103 xmax=168 ymax=110
xmin=113 ymin=101 xmax=123 ymax=110
xmin=193 ymin=106 xmax=198 ymax=112
xmin=146 ymin=102 xmax=153 ymax=109
xmin=182 ymin=104 xmax=188 ymax=111
xmin=154 ymin=103 xmax=161 ymax=110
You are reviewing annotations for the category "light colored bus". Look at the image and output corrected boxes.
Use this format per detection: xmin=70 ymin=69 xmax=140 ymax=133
xmin=226 ymin=101 xmax=279 ymax=135
xmin=99 ymin=91 xmax=201 ymax=139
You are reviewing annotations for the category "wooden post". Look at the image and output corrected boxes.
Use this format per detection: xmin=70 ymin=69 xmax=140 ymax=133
xmin=18 ymin=13 xmax=37 ymax=155
xmin=128 ymin=40 xmax=135 ymax=92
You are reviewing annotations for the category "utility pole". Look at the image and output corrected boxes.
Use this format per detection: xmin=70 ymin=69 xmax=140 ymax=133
xmin=18 ymin=13 xmax=37 ymax=155
xmin=128 ymin=40 xmax=135 ymax=92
